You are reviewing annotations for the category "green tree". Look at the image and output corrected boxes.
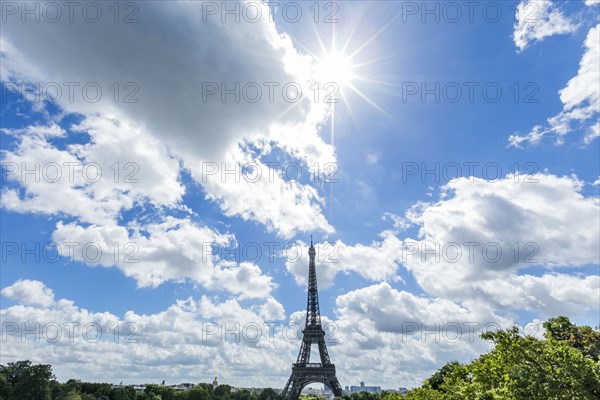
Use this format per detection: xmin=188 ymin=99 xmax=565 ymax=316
xmin=401 ymin=388 xmax=448 ymax=399
xmin=196 ymin=383 xmax=214 ymax=396
xmin=213 ymin=384 xmax=232 ymax=399
xmin=440 ymin=325 xmax=600 ymax=399
xmin=57 ymin=392 xmax=82 ymax=400
xmin=137 ymin=392 xmax=161 ymax=400
xmin=81 ymin=382 xmax=112 ymax=398
xmin=544 ymin=316 xmax=576 ymax=341
xmin=0 ymin=367 xmax=10 ymax=400
xmin=55 ymin=379 xmax=83 ymax=400
xmin=1 ymin=360 xmax=54 ymax=400
xmin=346 ymin=392 xmax=379 ymax=400
xmin=423 ymin=361 xmax=461 ymax=392
xmin=63 ymin=379 xmax=82 ymax=393
xmin=187 ymin=385 xmax=210 ymax=400
xmin=144 ymin=384 xmax=180 ymax=400
xmin=543 ymin=316 xmax=600 ymax=360
xmin=258 ymin=388 xmax=277 ymax=400
xmin=111 ymin=386 xmax=137 ymax=400
xmin=233 ymin=388 xmax=256 ymax=400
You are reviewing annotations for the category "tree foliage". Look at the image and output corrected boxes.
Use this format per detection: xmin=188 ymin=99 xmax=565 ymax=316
xmin=400 ymin=316 xmax=600 ymax=399
xmin=0 ymin=360 xmax=54 ymax=400
xmin=543 ymin=316 xmax=600 ymax=360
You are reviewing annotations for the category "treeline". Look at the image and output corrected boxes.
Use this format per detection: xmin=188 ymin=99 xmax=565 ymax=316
xmin=0 ymin=367 xmax=280 ymax=400
xmin=1 ymin=317 xmax=599 ymax=400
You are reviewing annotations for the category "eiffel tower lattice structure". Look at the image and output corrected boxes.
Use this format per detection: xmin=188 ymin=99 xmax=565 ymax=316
xmin=282 ymin=238 xmax=343 ymax=399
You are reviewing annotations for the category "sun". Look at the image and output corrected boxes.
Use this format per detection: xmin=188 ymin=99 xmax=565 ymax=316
xmin=314 ymin=51 xmax=355 ymax=88
xmin=289 ymin=17 xmax=395 ymax=146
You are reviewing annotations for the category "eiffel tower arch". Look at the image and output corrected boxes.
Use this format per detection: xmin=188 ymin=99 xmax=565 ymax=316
xmin=282 ymin=238 xmax=344 ymax=400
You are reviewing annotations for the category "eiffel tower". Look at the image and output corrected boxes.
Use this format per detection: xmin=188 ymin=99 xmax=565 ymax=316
xmin=282 ymin=238 xmax=344 ymax=399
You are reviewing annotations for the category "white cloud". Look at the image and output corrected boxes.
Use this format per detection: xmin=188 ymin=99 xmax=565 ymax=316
xmin=513 ymin=0 xmax=578 ymax=51
xmin=50 ymin=218 xmax=278 ymax=300
xmin=285 ymin=234 xmax=404 ymax=289
xmin=0 ymin=1 xmax=336 ymax=239
xmin=258 ymin=297 xmax=286 ymax=321
xmin=198 ymin=146 xmax=334 ymax=239
xmin=336 ymin=283 xmax=485 ymax=334
xmin=0 ymin=279 xmax=510 ymax=389
xmin=330 ymin=282 xmax=512 ymax=387
xmin=479 ymin=274 xmax=600 ymax=314
xmin=1 ymin=279 xmax=55 ymax=307
xmin=509 ymin=23 xmax=600 ymax=147
xmin=383 ymin=212 xmax=412 ymax=232
xmin=398 ymin=174 xmax=600 ymax=315
xmin=0 ymin=2 xmax=314 ymax=162
xmin=0 ymin=280 xmax=290 ymax=386
xmin=1 ymin=117 xmax=184 ymax=224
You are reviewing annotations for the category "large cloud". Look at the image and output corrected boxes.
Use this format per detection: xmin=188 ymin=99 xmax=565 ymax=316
xmin=0 ymin=1 xmax=314 ymax=162
xmin=51 ymin=217 xmax=277 ymax=300
xmin=1 ymin=118 xmax=184 ymax=224
xmin=0 ymin=280 xmax=290 ymax=386
xmin=398 ymin=174 xmax=599 ymax=316
xmin=1 ymin=0 xmax=335 ymax=239
xmin=330 ymin=282 xmax=515 ymax=387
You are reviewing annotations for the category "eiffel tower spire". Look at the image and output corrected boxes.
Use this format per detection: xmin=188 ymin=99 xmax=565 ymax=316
xmin=282 ymin=239 xmax=343 ymax=399
xmin=305 ymin=238 xmax=320 ymax=328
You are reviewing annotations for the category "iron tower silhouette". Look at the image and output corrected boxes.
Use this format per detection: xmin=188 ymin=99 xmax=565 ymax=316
xmin=282 ymin=237 xmax=343 ymax=399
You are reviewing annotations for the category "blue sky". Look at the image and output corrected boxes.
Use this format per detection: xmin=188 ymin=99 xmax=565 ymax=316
xmin=1 ymin=0 xmax=599 ymax=390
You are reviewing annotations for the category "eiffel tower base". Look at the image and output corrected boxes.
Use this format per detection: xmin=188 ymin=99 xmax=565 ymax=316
xmin=282 ymin=364 xmax=344 ymax=400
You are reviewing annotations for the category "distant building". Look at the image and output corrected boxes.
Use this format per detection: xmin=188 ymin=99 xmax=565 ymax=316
xmin=302 ymin=386 xmax=325 ymax=395
xmin=168 ymin=384 xmax=191 ymax=391
xmin=349 ymin=381 xmax=381 ymax=394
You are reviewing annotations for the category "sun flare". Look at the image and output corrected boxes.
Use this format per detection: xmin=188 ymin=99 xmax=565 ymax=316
xmin=314 ymin=51 xmax=355 ymax=88
xmin=295 ymin=17 xmax=396 ymax=149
